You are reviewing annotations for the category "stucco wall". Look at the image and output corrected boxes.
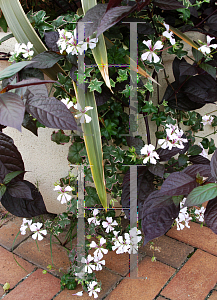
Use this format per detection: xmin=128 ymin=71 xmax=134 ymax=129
xmin=0 ymin=31 xmax=216 ymax=214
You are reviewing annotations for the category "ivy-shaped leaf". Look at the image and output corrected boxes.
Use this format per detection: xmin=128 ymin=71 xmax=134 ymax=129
xmin=88 ymin=78 xmax=104 ymax=93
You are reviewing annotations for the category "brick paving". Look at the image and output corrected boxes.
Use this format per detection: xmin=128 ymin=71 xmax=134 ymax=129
xmin=0 ymin=213 xmax=217 ymax=300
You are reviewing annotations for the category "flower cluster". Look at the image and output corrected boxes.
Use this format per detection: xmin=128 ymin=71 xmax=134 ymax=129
xmin=112 ymin=227 xmax=142 ymax=254
xmin=9 ymin=42 xmax=34 ymax=62
xmin=175 ymin=198 xmax=192 ymax=230
xmin=194 ymin=206 xmax=206 ymax=222
xmin=53 ymin=185 xmax=73 ymax=204
xmin=140 ymin=144 xmax=159 ymax=165
xmin=75 ymin=209 xmax=142 ymax=298
xmin=158 ymin=124 xmax=188 ymax=150
xmin=20 ymin=218 xmax=47 ymax=241
xmin=201 ymin=114 xmax=214 ymax=126
xmin=57 ymin=29 xmax=98 ymax=55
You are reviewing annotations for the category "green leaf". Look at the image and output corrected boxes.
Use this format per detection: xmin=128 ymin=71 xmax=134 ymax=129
xmin=142 ymin=101 xmax=158 ymax=115
xmin=101 ymin=119 xmax=118 ymax=139
xmin=0 ymin=14 xmax=7 ymax=32
xmin=112 ymin=147 xmax=125 ymax=163
xmin=200 ymin=63 xmax=216 ymax=80
xmin=106 ymin=174 xmax=117 ymax=190
xmin=178 ymin=154 xmax=188 ymax=167
xmin=208 ymin=138 xmax=216 ymax=154
xmin=188 ymin=145 xmax=202 ymax=156
xmin=151 ymin=112 xmax=167 ymax=126
xmin=3 ymin=171 xmax=24 ymax=185
xmin=0 ymin=33 xmax=14 ymax=45
xmin=68 ymin=142 xmax=84 ymax=164
xmin=85 ymin=186 xmax=100 ymax=206
xmin=169 ymin=25 xmax=198 ymax=50
xmin=0 ymin=61 xmax=35 ymax=81
xmin=145 ymin=81 xmax=154 ymax=92
xmin=51 ymin=130 xmax=70 ymax=145
xmin=110 ymin=78 xmax=115 ymax=87
xmin=117 ymin=69 xmax=128 ymax=82
xmin=0 ymin=185 xmax=6 ymax=199
xmin=172 ymin=195 xmax=184 ymax=206
xmin=185 ymin=183 xmax=217 ymax=206
xmin=58 ymin=213 xmax=71 ymax=228
xmin=192 ymin=47 xmax=203 ymax=62
xmin=88 ymin=78 xmax=103 ymax=93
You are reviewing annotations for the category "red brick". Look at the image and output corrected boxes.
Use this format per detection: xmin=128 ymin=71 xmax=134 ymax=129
xmin=0 ymin=285 xmax=4 ymax=298
xmin=209 ymin=291 xmax=217 ymax=300
xmin=140 ymin=235 xmax=194 ymax=268
xmin=0 ymin=246 xmax=35 ymax=288
xmin=0 ymin=217 xmax=31 ymax=251
xmin=166 ymin=222 xmax=217 ymax=256
xmin=105 ymin=256 xmax=175 ymax=300
xmin=161 ymin=249 xmax=217 ymax=300
xmin=55 ymin=268 xmax=121 ymax=300
xmin=101 ymin=250 xmax=130 ymax=276
xmin=14 ymin=237 xmax=70 ymax=277
xmin=4 ymin=269 xmax=60 ymax=300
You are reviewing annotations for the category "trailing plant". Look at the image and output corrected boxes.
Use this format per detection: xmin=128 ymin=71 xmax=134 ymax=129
xmin=1 ymin=0 xmax=217 ymax=297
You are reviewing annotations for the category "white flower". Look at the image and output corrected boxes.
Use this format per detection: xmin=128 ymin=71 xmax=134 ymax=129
xmin=10 ymin=42 xmax=34 ymax=61
xmin=53 ymin=185 xmax=73 ymax=204
xmin=140 ymin=144 xmax=159 ymax=164
xmin=102 ymin=217 xmax=118 ymax=233
xmin=90 ymin=237 xmax=108 ymax=257
xmin=30 ymin=222 xmax=47 ymax=241
xmin=195 ymin=207 xmax=206 ymax=222
xmin=162 ymin=22 xmax=176 ymax=45
xmin=88 ymin=37 xmax=98 ymax=49
xmin=21 ymin=42 xmax=34 ymax=59
xmin=61 ymin=98 xmax=74 ymax=109
xmin=87 ymin=281 xmax=101 ymax=298
xmin=57 ymin=29 xmax=88 ymax=55
xmin=94 ymin=252 xmax=105 ymax=271
xmin=112 ymin=235 xmax=129 ymax=254
xmin=72 ymin=291 xmax=83 ymax=296
xmin=158 ymin=124 xmax=188 ymax=150
xmin=198 ymin=142 xmax=208 ymax=159
xmin=201 ymin=114 xmax=214 ymax=126
xmin=198 ymin=35 xmax=217 ymax=55
xmin=141 ymin=40 xmax=163 ymax=63
xmin=81 ymin=255 xmax=95 ymax=273
xmin=20 ymin=218 xmax=32 ymax=235
xmin=175 ymin=207 xmax=192 ymax=230
xmin=74 ymin=103 xmax=93 ymax=123
xmin=88 ymin=209 xmax=100 ymax=226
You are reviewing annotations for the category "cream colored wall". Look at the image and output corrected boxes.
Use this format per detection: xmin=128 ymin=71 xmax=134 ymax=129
xmin=0 ymin=31 xmax=216 ymax=214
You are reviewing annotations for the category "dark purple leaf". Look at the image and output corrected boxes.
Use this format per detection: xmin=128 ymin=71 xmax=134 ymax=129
xmin=7 ymin=181 xmax=33 ymax=200
xmin=121 ymin=166 xmax=155 ymax=220
xmin=173 ymin=57 xmax=187 ymax=84
xmin=22 ymin=113 xmax=38 ymax=136
xmin=206 ymin=175 xmax=216 ymax=183
xmin=204 ymin=197 xmax=217 ymax=234
xmin=211 ymin=148 xmax=217 ymax=180
xmin=207 ymin=15 xmax=217 ymax=31
xmin=179 ymin=60 xmax=197 ymax=77
xmin=184 ymin=86 xmax=208 ymax=104
xmin=25 ymin=96 xmax=78 ymax=131
xmin=0 ymin=92 xmax=25 ymax=131
xmin=106 ymin=0 xmax=122 ymax=12
xmin=153 ymin=0 xmax=184 ymax=10
xmin=160 ymin=172 xmax=197 ymax=196
xmin=3 ymin=78 xmax=57 ymax=93
xmin=26 ymin=51 xmax=63 ymax=69
xmin=183 ymin=164 xmax=211 ymax=178
xmin=70 ymin=65 xmax=78 ymax=82
xmin=189 ymin=155 xmax=210 ymax=165
xmin=148 ymin=163 xmax=165 ymax=178
xmin=200 ymin=63 xmax=216 ymax=80
xmin=122 ymin=17 xmax=155 ymax=35
xmin=1 ymin=180 xmax=48 ymax=217
xmin=144 ymin=190 xmax=174 ymax=209
xmin=96 ymin=6 xmax=132 ymax=37
xmin=142 ymin=194 xmax=179 ymax=244
xmin=77 ymin=4 xmax=108 ymax=39
xmin=0 ymin=132 xmax=24 ymax=182
xmin=44 ymin=31 xmax=60 ymax=52
xmin=157 ymin=138 xmax=189 ymax=161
